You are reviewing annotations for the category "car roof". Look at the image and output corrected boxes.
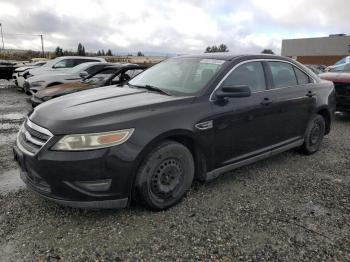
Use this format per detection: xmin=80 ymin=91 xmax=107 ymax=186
xmin=102 ymin=63 xmax=141 ymax=69
xmin=174 ymin=53 xmax=294 ymax=62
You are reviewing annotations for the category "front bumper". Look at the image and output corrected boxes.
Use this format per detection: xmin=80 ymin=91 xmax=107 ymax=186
xmin=13 ymin=137 xmax=135 ymax=209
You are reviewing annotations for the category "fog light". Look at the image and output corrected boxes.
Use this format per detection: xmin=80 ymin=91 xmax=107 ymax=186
xmin=73 ymin=179 xmax=112 ymax=192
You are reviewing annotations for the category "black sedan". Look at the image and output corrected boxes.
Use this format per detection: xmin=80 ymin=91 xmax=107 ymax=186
xmin=14 ymin=54 xmax=335 ymax=210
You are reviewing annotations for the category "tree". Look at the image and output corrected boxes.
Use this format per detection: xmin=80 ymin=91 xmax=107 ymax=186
xmin=106 ymin=49 xmax=113 ymax=56
xmin=137 ymin=51 xmax=144 ymax=56
xmin=218 ymin=44 xmax=228 ymax=52
xmin=205 ymin=44 xmax=229 ymax=53
xmin=55 ymin=46 xmax=64 ymax=57
xmin=261 ymin=49 xmax=274 ymax=54
xmin=77 ymin=43 xmax=86 ymax=56
xmin=97 ymin=50 xmax=101 ymax=56
xmin=101 ymin=50 xmax=105 ymax=56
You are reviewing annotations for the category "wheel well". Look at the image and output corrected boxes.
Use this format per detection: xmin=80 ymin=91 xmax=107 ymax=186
xmin=47 ymin=82 xmax=62 ymax=87
xmin=317 ymin=108 xmax=331 ymax=134
xmin=165 ymin=135 xmax=207 ymax=181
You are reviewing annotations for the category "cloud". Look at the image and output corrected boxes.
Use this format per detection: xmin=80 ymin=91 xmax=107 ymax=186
xmin=0 ymin=0 xmax=349 ymax=55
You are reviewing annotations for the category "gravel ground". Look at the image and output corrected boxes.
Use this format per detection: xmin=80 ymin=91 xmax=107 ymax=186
xmin=0 ymin=87 xmax=349 ymax=261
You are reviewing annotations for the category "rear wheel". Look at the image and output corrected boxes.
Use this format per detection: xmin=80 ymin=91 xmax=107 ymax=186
xmin=134 ymin=141 xmax=194 ymax=210
xmin=300 ymin=114 xmax=325 ymax=155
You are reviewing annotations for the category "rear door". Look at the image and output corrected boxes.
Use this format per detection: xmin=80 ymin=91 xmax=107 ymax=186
xmin=264 ymin=61 xmax=316 ymax=144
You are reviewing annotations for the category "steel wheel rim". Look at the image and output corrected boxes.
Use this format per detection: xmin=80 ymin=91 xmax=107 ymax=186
xmin=151 ymin=158 xmax=184 ymax=199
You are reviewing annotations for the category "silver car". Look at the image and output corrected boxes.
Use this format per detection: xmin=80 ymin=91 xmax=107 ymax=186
xmin=24 ymin=62 xmax=113 ymax=94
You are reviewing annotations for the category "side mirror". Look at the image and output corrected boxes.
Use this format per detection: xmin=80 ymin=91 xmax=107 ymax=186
xmin=79 ymin=71 xmax=88 ymax=78
xmin=215 ymin=85 xmax=251 ymax=99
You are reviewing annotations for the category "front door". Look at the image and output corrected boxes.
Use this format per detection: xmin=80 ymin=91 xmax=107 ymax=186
xmin=210 ymin=61 xmax=277 ymax=168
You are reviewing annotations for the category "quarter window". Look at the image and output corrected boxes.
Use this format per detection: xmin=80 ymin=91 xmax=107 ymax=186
xmin=294 ymin=67 xmax=310 ymax=85
xmin=268 ymin=62 xmax=297 ymax=88
xmin=222 ymin=62 xmax=266 ymax=92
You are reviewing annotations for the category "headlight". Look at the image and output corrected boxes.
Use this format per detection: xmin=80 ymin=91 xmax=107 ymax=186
xmin=51 ymin=129 xmax=134 ymax=151
xmin=31 ymin=81 xmax=45 ymax=87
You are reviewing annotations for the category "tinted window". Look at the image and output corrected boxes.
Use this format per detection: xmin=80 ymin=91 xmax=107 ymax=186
xmin=268 ymin=62 xmax=297 ymax=88
xmin=222 ymin=62 xmax=266 ymax=92
xmin=86 ymin=65 xmax=105 ymax=75
xmin=294 ymin=67 xmax=310 ymax=85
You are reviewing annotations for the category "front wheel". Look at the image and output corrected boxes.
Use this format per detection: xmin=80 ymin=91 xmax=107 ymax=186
xmin=300 ymin=114 xmax=325 ymax=155
xmin=134 ymin=141 xmax=194 ymax=211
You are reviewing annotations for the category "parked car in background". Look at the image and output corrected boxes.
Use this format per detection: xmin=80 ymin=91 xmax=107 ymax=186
xmin=23 ymin=56 xmax=106 ymax=79
xmin=13 ymin=61 xmax=47 ymax=88
xmin=0 ymin=60 xmax=17 ymax=79
xmin=326 ymin=56 xmax=350 ymax=71
xmin=14 ymin=54 xmax=335 ymax=210
xmin=30 ymin=64 xmax=145 ymax=106
xmin=319 ymin=63 xmax=350 ymax=113
xmin=24 ymin=62 xmax=113 ymax=94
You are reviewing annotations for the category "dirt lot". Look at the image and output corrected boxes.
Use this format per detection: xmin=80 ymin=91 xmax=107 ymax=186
xmin=0 ymin=87 xmax=349 ymax=261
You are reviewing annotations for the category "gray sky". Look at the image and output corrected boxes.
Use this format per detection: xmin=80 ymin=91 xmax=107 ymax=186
xmin=0 ymin=0 xmax=349 ymax=55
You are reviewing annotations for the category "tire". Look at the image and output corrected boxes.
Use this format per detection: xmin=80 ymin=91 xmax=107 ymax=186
xmin=134 ymin=141 xmax=194 ymax=211
xmin=300 ymin=114 xmax=325 ymax=155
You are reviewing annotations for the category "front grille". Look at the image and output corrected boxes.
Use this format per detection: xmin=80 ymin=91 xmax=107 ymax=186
xmin=17 ymin=119 xmax=53 ymax=156
xmin=334 ymin=83 xmax=350 ymax=97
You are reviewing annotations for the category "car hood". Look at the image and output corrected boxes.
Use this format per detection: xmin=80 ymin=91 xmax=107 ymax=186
xmin=30 ymin=85 xmax=193 ymax=134
xmin=34 ymin=82 xmax=91 ymax=98
xmin=319 ymin=72 xmax=350 ymax=83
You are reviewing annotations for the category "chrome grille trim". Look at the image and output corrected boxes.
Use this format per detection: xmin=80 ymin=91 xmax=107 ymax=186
xmin=17 ymin=119 xmax=53 ymax=156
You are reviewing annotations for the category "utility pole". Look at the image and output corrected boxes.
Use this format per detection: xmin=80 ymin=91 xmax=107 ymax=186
xmin=0 ymin=23 xmax=4 ymax=51
xmin=40 ymin=34 xmax=45 ymax=58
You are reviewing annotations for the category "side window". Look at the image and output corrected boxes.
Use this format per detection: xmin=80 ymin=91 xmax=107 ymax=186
xmin=53 ymin=59 xmax=75 ymax=69
xmin=86 ymin=65 xmax=104 ymax=75
xmin=126 ymin=69 xmax=144 ymax=79
xmin=222 ymin=62 xmax=266 ymax=92
xmin=268 ymin=62 xmax=297 ymax=88
xmin=294 ymin=67 xmax=310 ymax=85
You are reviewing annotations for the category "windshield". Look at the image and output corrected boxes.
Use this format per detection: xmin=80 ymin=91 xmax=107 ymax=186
xmin=69 ymin=62 xmax=96 ymax=74
xmin=329 ymin=63 xmax=350 ymax=72
xmin=83 ymin=68 xmax=117 ymax=85
xmin=129 ymin=57 xmax=226 ymax=95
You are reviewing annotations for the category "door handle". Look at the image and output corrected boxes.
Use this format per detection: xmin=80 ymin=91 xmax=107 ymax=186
xmin=306 ymin=91 xmax=316 ymax=97
xmin=261 ymin=98 xmax=272 ymax=106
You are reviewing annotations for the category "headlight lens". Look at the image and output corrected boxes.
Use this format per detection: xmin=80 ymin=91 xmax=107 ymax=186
xmin=51 ymin=129 xmax=134 ymax=151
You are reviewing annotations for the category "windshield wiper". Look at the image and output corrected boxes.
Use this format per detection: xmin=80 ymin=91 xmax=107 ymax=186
xmin=129 ymin=84 xmax=171 ymax=96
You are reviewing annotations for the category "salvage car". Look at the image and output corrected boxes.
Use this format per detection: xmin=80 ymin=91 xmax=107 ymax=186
xmin=23 ymin=56 xmax=106 ymax=79
xmin=30 ymin=64 xmax=145 ymax=106
xmin=326 ymin=56 xmax=350 ymax=71
xmin=24 ymin=62 xmax=113 ymax=94
xmin=12 ymin=61 xmax=47 ymax=88
xmin=13 ymin=54 xmax=335 ymax=210
xmin=319 ymin=63 xmax=350 ymax=113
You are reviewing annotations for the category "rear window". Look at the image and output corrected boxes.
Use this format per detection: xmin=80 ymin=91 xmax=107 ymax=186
xmin=268 ymin=62 xmax=297 ymax=88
